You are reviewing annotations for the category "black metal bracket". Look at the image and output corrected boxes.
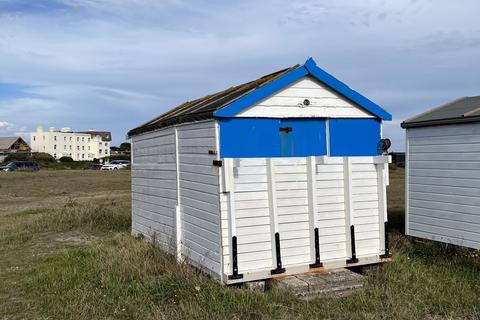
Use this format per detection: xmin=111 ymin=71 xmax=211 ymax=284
xmin=212 ymin=160 xmax=223 ymax=167
xmin=346 ymin=225 xmax=359 ymax=264
xmin=228 ymin=236 xmax=243 ymax=280
xmin=380 ymin=221 xmax=392 ymax=259
xmin=271 ymin=232 xmax=286 ymax=275
xmin=279 ymin=127 xmax=293 ymax=133
xmin=309 ymin=227 xmax=323 ymax=268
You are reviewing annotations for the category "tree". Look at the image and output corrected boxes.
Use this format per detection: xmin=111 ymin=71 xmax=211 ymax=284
xmin=119 ymin=142 xmax=131 ymax=151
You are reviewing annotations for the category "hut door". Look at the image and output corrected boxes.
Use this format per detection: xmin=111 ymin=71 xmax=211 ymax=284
xmin=279 ymin=124 xmax=294 ymax=157
xmin=278 ymin=119 xmax=327 ymax=157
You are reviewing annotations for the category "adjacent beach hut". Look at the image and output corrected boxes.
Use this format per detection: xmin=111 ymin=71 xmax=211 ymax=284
xmin=128 ymin=58 xmax=393 ymax=284
xmin=402 ymin=96 xmax=480 ymax=249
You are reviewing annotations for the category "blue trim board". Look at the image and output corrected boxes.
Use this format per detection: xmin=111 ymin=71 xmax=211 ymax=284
xmin=219 ymin=118 xmax=327 ymax=158
xmin=214 ymin=58 xmax=392 ymax=121
xmin=329 ymin=118 xmax=381 ymax=156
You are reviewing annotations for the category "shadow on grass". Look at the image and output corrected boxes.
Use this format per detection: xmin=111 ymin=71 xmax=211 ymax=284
xmin=388 ymin=208 xmax=404 ymax=234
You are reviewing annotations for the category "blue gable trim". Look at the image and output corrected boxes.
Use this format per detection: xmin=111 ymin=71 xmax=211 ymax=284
xmin=214 ymin=58 xmax=392 ymax=121
xmin=303 ymin=58 xmax=392 ymax=121
xmin=214 ymin=66 xmax=309 ymax=117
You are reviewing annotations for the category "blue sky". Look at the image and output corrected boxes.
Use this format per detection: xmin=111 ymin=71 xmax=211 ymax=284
xmin=0 ymin=0 xmax=479 ymax=149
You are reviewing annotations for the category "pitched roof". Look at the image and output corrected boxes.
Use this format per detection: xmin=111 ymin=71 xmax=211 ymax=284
xmin=401 ymin=96 xmax=480 ymax=128
xmin=128 ymin=58 xmax=392 ymax=137
xmin=0 ymin=137 xmax=23 ymax=150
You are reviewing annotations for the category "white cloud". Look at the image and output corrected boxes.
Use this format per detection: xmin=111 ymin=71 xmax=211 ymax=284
xmin=0 ymin=121 xmax=14 ymax=131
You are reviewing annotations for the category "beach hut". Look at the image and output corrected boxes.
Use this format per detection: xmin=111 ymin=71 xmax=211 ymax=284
xmin=402 ymin=96 xmax=480 ymax=249
xmin=128 ymin=58 xmax=393 ymax=284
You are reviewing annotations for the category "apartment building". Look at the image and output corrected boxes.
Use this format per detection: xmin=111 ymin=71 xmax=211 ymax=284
xmin=30 ymin=127 xmax=111 ymax=161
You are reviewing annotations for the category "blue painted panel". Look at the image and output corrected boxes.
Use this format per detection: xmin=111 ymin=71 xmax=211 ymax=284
xmin=329 ymin=119 xmax=381 ymax=156
xmin=279 ymin=119 xmax=326 ymax=157
xmin=219 ymin=118 xmax=281 ymax=158
xmin=219 ymin=118 xmax=327 ymax=158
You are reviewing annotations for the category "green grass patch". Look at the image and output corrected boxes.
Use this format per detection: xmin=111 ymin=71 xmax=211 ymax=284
xmin=18 ymin=232 xmax=480 ymax=320
xmin=1 ymin=168 xmax=480 ymax=319
xmin=0 ymin=198 xmax=130 ymax=245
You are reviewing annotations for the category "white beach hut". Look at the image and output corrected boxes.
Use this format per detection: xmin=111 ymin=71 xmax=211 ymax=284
xmin=128 ymin=58 xmax=393 ymax=284
xmin=402 ymin=96 xmax=480 ymax=249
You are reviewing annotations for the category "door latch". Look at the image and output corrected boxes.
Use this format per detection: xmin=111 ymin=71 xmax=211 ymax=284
xmin=279 ymin=127 xmax=293 ymax=133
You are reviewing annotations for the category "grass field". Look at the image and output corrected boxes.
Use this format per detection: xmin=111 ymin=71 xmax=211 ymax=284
xmin=1 ymin=168 xmax=479 ymax=319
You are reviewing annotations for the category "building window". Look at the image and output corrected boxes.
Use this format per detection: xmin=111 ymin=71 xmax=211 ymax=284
xmin=82 ymin=137 xmax=85 ymax=142
xmin=99 ymin=149 xmax=102 ymax=154
xmin=54 ymin=145 xmax=57 ymax=150
xmin=64 ymin=145 xmax=66 ymax=150
xmin=70 ymin=137 xmax=72 ymax=141
xmin=88 ymin=146 xmax=90 ymax=151
xmin=88 ymin=138 xmax=90 ymax=142
xmin=33 ymin=136 xmax=36 ymax=141
xmin=77 ymin=153 xmax=79 ymax=158
xmin=70 ymin=145 xmax=72 ymax=150
xmin=82 ymin=146 xmax=85 ymax=150
xmin=77 ymin=137 xmax=79 ymax=142
xmin=54 ymin=153 xmax=56 ymax=158
xmin=77 ymin=146 xmax=80 ymax=151
xmin=54 ymin=136 xmax=56 ymax=141
xmin=99 ymin=142 xmax=102 ymax=146
xmin=43 ymin=136 xmax=45 ymax=141
xmin=82 ymin=154 xmax=85 ymax=159
xmin=64 ymin=137 xmax=66 ymax=141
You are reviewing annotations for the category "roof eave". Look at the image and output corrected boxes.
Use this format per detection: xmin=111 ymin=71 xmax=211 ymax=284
xmin=401 ymin=115 xmax=480 ymax=128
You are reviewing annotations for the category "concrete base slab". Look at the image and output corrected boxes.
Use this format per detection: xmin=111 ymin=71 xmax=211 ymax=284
xmin=242 ymin=280 xmax=266 ymax=293
xmin=270 ymin=268 xmax=364 ymax=299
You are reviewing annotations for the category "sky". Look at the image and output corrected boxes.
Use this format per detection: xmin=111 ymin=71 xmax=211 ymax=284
xmin=0 ymin=0 xmax=479 ymax=149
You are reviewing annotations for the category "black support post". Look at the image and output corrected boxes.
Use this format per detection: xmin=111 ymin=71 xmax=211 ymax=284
xmin=380 ymin=221 xmax=392 ymax=259
xmin=309 ymin=227 xmax=323 ymax=268
xmin=271 ymin=232 xmax=286 ymax=275
xmin=228 ymin=236 xmax=243 ymax=280
xmin=346 ymin=225 xmax=359 ymax=264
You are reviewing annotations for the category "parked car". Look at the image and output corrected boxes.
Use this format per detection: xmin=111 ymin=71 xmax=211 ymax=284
xmin=83 ymin=163 xmax=104 ymax=170
xmin=0 ymin=161 xmax=39 ymax=172
xmin=101 ymin=160 xmax=130 ymax=170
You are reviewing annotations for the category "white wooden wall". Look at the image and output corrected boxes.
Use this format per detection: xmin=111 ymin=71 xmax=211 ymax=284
xmin=406 ymin=123 xmax=480 ymax=249
xmin=221 ymin=156 xmax=389 ymax=280
xmin=236 ymin=77 xmax=375 ymax=118
xmin=131 ymin=127 xmax=178 ymax=253
xmin=176 ymin=120 xmax=222 ymax=275
xmin=131 ymin=120 xmax=223 ymax=279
